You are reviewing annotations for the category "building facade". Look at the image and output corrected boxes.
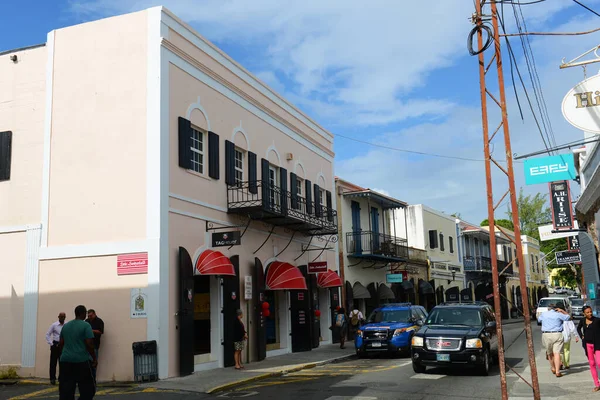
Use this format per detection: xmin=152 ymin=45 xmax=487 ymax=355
xmin=1 ymin=7 xmax=340 ymax=381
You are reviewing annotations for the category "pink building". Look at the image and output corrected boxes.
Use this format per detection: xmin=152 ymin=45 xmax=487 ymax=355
xmin=0 ymin=7 xmax=339 ymax=381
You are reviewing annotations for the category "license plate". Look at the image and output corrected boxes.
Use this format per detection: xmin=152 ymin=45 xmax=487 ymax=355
xmin=371 ymin=342 xmax=382 ymax=348
xmin=436 ymin=354 xmax=450 ymax=362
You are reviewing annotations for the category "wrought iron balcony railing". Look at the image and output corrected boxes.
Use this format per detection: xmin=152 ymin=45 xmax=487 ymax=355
xmin=463 ymin=256 xmax=514 ymax=276
xmin=227 ymin=180 xmax=338 ymax=235
xmin=345 ymin=231 xmax=408 ymax=261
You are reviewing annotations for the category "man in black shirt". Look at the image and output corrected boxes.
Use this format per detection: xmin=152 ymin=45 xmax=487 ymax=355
xmin=85 ymin=309 xmax=104 ymax=380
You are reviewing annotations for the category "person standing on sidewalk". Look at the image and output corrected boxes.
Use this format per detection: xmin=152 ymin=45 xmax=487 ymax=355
xmin=233 ymin=309 xmax=247 ymax=370
xmin=578 ymin=305 xmax=600 ymax=392
xmin=539 ymin=303 xmax=570 ymax=378
xmin=59 ymin=305 xmax=97 ymax=400
xmin=85 ymin=309 xmax=104 ymax=380
xmin=46 ymin=312 xmax=66 ymax=385
xmin=557 ymin=304 xmax=579 ymax=369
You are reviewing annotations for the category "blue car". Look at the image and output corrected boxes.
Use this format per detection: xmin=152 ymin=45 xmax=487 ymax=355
xmin=355 ymin=303 xmax=428 ymax=357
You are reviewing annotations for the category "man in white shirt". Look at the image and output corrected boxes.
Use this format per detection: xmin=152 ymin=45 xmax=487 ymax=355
xmin=45 ymin=312 xmax=66 ymax=385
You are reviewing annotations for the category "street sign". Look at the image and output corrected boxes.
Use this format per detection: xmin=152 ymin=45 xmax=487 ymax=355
xmin=549 ymin=181 xmax=574 ymax=230
xmin=386 ymin=274 xmax=403 ymax=283
xmin=211 ymin=231 xmax=241 ymax=247
xmin=555 ymin=250 xmax=582 ymax=265
xmin=538 ymin=222 xmax=579 ymax=241
xmin=523 ymin=154 xmax=576 ymax=185
xmin=308 ymin=261 xmax=327 ymax=274
xmin=562 ymin=74 xmax=600 ymax=134
xmin=244 ymin=276 xmax=252 ymax=300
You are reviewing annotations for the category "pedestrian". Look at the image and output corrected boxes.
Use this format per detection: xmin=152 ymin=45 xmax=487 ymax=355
xmin=335 ymin=307 xmax=348 ymax=349
xmin=59 ymin=305 xmax=97 ymax=400
xmin=348 ymin=308 xmax=364 ymax=339
xmin=45 ymin=312 xmax=66 ymax=385
xmin=577 ymin=305 xmax=600 ymax=392
xmin=85 ymin=309 xmax=104 ymax=380
xmin=557 ymin=305 xmax=579 ymax=369
xmin=538 ymin=303 xmax=570 ymax=378
xmin=233 ymin=309 xmax=247 ymax=370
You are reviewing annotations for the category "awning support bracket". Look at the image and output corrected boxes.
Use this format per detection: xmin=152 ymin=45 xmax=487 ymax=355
xmin=253 ymin=225 xmax=276 ymax=254
xmin=294 ymin=235 xmax=314 ymax=261
xmin=311 ymin=235 xmax=335 ymax=263
xmin=347 ymin=259 xmax=365 ymax=268
xmin=362 ymin=262 xmax=378 ymax=269
xmin=275 ymin=230 xmax=296 ymax=258
xmin=228 ymin=215 xmax=252 ymax=250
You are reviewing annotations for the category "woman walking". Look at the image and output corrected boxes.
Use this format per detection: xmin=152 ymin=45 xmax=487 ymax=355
xmin=558 ymin=304 xmax=578 ymax=369
xmin=335 ymin=308 xmax=348 ymax=349
xmin=577 ymin=305 xmax=600 ymax=392
xmin=233 ymin=309 xmax=247 ymax=370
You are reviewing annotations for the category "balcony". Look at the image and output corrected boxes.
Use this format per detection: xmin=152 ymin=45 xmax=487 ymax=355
xmin=463 ymin=256 xmax=514 ymax=276
xmin=345 ymin=231 xmax=408 ymax=262
xmin=227 ymin=181 xmax=338 ymax=235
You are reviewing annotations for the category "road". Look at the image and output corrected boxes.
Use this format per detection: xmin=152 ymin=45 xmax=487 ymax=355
xmin=0 ymin=322 xmax=536 ymax=400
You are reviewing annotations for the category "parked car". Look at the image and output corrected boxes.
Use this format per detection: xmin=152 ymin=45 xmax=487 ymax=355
xmin=571 ymin=298 xmax=585 ymax=320
xmin=411 ymin=301 xmax=500 ymax=376
xmin=355 ymin=303 xmax=427 ymax=357
xmin=554 ymin=287 xmax=566 ymax=295
xmin=536 ymin=297 xmax=572 ymax=325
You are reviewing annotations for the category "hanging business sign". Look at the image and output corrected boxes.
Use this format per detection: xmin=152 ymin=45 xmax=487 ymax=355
xmin=211 ymin=231 xmax=241 ymax=247
xmin=549 ymin=181 xmax=574 ymax=230
xmin=562 ymin=74 xmax=600 ymax=134
xmin=130 ymin=288 xmax=148 ymax=319
xmin=538 ymin=221 xmax=579 ymax=241
xmin=555 ymin=250 xmax=582 ymax=265
xmin=307 ymin=261 xmax=327 ymax=274
xmin=523 ymin=154 xmax=576 ymax=185
xmin=568 ymin=235 xmax=580 ymax=250
xmin=386 ymin=274 xmax=403 ymax=283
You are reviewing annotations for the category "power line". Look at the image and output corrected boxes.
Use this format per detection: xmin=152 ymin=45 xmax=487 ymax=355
xmin=572 ymin=0 xmax=600 ymax=18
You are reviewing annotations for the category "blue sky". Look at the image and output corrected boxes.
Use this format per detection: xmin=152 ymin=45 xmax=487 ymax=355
xmin=2 ymin=0 xmax=599 ymax=224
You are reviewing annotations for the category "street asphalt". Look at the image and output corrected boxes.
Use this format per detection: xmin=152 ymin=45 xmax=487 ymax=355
xmin=0 ymin=322 xmax=537 ymax=400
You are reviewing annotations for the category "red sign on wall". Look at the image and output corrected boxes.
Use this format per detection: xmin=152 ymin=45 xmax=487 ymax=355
xmin=117 ymin=253 xmax=148 ymax=275
xmin=308 ymin=261 xmax=327 ymax=274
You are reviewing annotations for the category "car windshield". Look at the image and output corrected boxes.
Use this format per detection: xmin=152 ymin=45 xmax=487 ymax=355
xmin=571 ymin=299 xmax=584 ymax=306
xmin=367 ymin=309 xmax=411 ymax=323
xmin=426 ymin=308 xmax=482 ymax=327
xmin=538 ymin=299 xmax=566 ymax=308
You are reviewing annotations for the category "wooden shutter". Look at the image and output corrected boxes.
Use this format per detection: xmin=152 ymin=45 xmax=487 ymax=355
xmin=314 ymin=184 xmax=322 ymax=217
xmin=280 ymin=167 xmax=287 ymax=213
xmin=261 ymin=158 xmax=270 ymax=209
xmin=305 ymin=179 xmax=313 ymax=214
xmin=290 ymin=172 xmax=298 ymax=209
xmin=177 ymin=117 xmax=192 ymax=169
xmin=0 ymin=131 xmax=12 ymax=181
xmin=225 ymin=140 xmax=236 ymax=186
xmin=326 ymin=190 xmax=333 ymax=222
xmin=248 ymin=152 xmax=257 ymax=194
xmin=208 ymin=131 xmax=220 ymax=179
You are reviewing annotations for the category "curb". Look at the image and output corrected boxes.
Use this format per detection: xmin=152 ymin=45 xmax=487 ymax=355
xmin=206 ymin=354 xmax=356 ymax=394
xmin=14 ymin=379 xmax=136 ymax=388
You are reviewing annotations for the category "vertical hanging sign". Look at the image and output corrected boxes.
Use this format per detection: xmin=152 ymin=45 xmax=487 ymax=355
xmin=549 ymin=181 xmax=574 ymax=231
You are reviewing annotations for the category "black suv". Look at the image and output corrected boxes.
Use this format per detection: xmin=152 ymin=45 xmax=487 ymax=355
xmin=411 ymin=302 xmax=499 ymax=376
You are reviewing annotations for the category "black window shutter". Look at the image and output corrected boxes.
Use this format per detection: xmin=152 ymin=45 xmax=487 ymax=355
xmin=0 ymin=131 xmax=12 ymax=182
xmin=248 ymin=152 xmax=257 ymax=194
xmin=280 ymin=167 xmax=288 ymax=214
xmin=208 ymin=132 xmax=220 ymax=179
xmin=439 ymin=233 xmax=445 ymax=251
xmin=305 ymin=179 xmax=313 ymax=214
xmin=290 ymin=173 xmax=298 ymax=209
xmin=225 ymin=140 xmax=235 ymax=186
xmin=314 ymin=184 xmax=322 ymax=217
xmin=261 ymin=158 xmax=270 ymax=209
xmin=326 ymin=190 xmax=333 ymax=222
xmin=177 ymin=117 xmax=192 ymax=169
xmin=428 ymin=230 xmax=438 ymax=249
xmin=449 ymin=236 xmax=454 ymax=253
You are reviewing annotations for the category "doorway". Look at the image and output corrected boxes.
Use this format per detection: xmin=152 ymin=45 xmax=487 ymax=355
xmin=265 ymin=290 xmax=280 ymax=351
xmin=194 ymin=275 xmax=211 ymax=357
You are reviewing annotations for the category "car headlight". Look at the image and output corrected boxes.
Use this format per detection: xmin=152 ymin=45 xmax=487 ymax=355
xmin=466 ymin=339 xmax=482 ymax=349
xmin=412 ymin=336 xmax=424 ymax=347
xmin=356 ymin=330 xmax=363 ymax=337
xmin=394 ymin=327 xmax=416 ymax=336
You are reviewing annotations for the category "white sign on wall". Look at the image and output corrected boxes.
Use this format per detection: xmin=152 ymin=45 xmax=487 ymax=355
xmin=538 ymin=222 xmax=579 ymax=242
xmin=130 ymin=288 xmax=148 ymax=319
xmin=244 ymin=276 xmax=252 ymax=300
xmin=562 ymin=74 xmax=600 ymax=134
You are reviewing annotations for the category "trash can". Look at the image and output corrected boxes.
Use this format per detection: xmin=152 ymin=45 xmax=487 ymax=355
xmin=132 ymin=340 xmax=158 ymax=382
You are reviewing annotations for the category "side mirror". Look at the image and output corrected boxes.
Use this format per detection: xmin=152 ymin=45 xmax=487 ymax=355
xmin=486 ymin=321 xmax=496 ymax=329
xmin=416 ymin=319 xmax=424 ymax=326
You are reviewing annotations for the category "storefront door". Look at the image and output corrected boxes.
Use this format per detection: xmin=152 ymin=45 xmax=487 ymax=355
xmin=290 ymin=289 xmax=312 ymax=352
xmin=265 ymin=290 xmax=280 ymax=351
xmin=253 ymin=258 xmax=266 ymax=361
xmin=222 ymin=256 xmax=240 ymax=367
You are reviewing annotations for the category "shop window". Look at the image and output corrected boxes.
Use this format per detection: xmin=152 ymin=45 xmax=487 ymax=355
xmin=265 ymin=291 xmax=280 ymax=350
xmin=194 ymin=275 xmax=211 ymax=355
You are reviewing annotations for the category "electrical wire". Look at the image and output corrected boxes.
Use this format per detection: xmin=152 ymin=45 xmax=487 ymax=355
xmin=572 ymin=0 xmax=600 ymax=18
xmin=468 ymin=23 xmax=494 ymax=55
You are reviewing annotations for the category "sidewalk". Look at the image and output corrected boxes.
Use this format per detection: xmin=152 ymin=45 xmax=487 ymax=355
xmin=510 ymin=334 xmax=596 ymax=399
xmin=144 ymin=342 xmax=356 ymax=394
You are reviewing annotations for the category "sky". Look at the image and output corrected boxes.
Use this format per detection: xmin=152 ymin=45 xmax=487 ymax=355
xmin=2 ymin=0 xmax=599 ymax=225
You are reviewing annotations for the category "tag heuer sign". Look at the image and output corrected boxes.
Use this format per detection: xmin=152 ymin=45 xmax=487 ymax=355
xmin=562 ymin=74 xmax=600 ymax=134
xmin=549 ymin=181 xmax=574 ymax=230
xmin=555 ymin=250 xmax=582 ymax=265
xmin=211 ymin=231 xmax=241 ymax=247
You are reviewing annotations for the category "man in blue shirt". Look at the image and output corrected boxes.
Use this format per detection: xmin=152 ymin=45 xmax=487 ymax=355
xmin=539 ymin=303 xmax=571 ymax=377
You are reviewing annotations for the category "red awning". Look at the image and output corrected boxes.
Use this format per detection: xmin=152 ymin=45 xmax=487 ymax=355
xmin=195 ymin=249 xmax=236 ymax=276
xmin=317 ymin=270 xmax=342 ymax=288
xmin=265 ymin=261 xmax=307 ymax=290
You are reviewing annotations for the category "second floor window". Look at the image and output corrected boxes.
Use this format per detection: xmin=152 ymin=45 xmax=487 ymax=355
xmin=234 ymin=149 xmax=244 ymax=185
xmin=190 ymin=128 xmax=205 ymax=174
xmin=296 ymin=178 xmax=303 ymax=199
xmin=320 ymin=188 xmax=325 ymax=208
xmin=439 ymin=233 xmax=445 ymax=252
xmin=449 ymin=236 xmax=454 ymax=253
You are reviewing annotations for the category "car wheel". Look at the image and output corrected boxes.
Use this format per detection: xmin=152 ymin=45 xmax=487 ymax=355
xmin=479 ymin=350 xmax=490 ymax=376
xmin=412 ymin=362 xmax=426 ymax=373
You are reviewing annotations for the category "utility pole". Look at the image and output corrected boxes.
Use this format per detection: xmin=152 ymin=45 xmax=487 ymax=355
xmin=472 ymin=1 xmax=541 ymax=399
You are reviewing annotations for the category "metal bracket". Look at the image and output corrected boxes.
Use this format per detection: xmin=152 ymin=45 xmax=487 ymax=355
xmin=228 ymin=215 xmax=252 ymax=250
xmin=311 ymin=235 xmax=335 ymax=263
xmin=362 ymin=262 xmax=378 ymax=269
xmin=275 ymin=230 xmax=296 ymax=258
xmin=560 ymin=45 xmax=600 ymax=69
xmin=294 ymin=235 xmax=314 ymax=261
xmin=253 ymin=225 xmax=276 ymax=254
xmin=206 ymin=220 xmax=249 ymax=231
